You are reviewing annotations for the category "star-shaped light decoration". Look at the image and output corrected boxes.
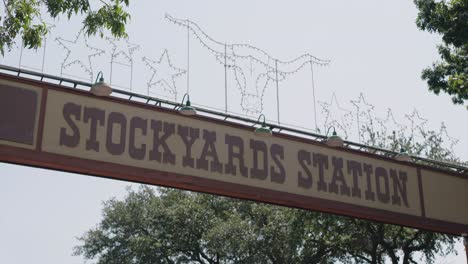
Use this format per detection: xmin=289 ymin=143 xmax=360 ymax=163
xmin=438 ymin=122 xmax=459 ymax=153
xmin=376 ymin=108 xmax=406 ymax=141
xmin=405 ymin=109 xmax=428 ymax=138
xmin=106 ymin=37 xmax=140 ymax=64
xmin=142 ymin=49 xmax=186 ymax=101
xmin=351 ymin=93 xmax=376 ymax=142
xmin=351 ymin=93 xmax=375 ymax=121
xmin=106 ymin=37 xmax=140 ymax=90
xmin=319 ymin=93 xmax=353 ymax=138
xmin=56 ymin=30 xmax=105 ymax=81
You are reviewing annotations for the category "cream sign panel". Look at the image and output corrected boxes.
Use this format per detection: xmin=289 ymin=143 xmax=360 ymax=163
xmin=42 ymin=89 xmax=421 ymax=216
xmin=1 ymin=75 xmax=468 ymax=234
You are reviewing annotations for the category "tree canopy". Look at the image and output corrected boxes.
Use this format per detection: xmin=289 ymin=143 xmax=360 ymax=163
xmin=414 ymin=0 xmax=468 ymax=108
xmin=0 ymin=0 xmax=130 ymax=55
xmin=74 ymin=122 xmax=461 ymax=264
xmin=74 ymin=186 xmax=457 ymax=264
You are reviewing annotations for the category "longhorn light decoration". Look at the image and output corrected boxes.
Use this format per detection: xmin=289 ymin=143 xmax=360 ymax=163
xmin=165 ymin=14 xmax=330 ymax=122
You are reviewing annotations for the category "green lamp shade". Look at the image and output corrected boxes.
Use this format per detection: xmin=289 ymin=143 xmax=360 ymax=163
xmin=179 ymin=100 xmax=197 ymax=116
xmin=90 ymin=77 xmax=112 ymax=96
xmin=254 ymin=126 xmax=272 ymax=137
xmin=325 ymin=134 xmax=344 ymax=147
xmin=395 ymin=149 xmax=411 ymax=162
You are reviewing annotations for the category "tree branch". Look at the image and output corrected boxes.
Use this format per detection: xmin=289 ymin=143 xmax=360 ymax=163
xmin=197 ymin=248 xmax=214 ymax=264
xmin=99 ymin=0 xmax=110 ymax=7
xmin=2 ymin=0 xmax=13 ymax=18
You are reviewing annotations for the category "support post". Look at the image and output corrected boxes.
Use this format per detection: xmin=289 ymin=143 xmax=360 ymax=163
xmin=109 ymin=58 xmax=113 ymax=87
xmin=310 ymin=62 xmax=318 ymax=131
xmin=224 ymin=43 xmax=228 ymax=113
xmin=130 ymin=60 xmax=134 ymax=92
xmin=19 ymin=41 xmax=24 ymax=69
xmin=275 ymin=59 xmax=280 ymax=125
xmin=41 ymin=38 xmax=47 ymax=73
xmin=186 ymin=19 xmax=190 ymax=95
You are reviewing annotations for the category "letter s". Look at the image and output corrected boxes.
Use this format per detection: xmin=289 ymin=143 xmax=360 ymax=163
xmin=59 ymin=102 xmax=81 ymax=147
xmin=270 ymin=144 xmax=285 ymax=184
xmin=298 ymin=150 xmax=312 ymax=189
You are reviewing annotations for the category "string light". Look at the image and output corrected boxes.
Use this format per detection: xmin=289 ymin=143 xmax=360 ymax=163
xmin=351 ymin=93 xmax=375 ymax=143
xmin=166 ymin=13 xmax=330 ymax=114
xmin=106 ymin=37 xmax=140 ymax=90
xmin=376 ymin=108 xmax=406 ymax=140
xmin=319 ymin=93 xmax=353 ymax=138
xmin=438 ymin=122 xmax=459 ymax=153
xmin=405 ymin=109 xmax=428 ymax=136
xmin=56 ymin=30 xmax=105 ymax=81
xmin=142 ymin=49 xmax=186 ymax=101
xmin=106 ymin=37 xmax=140 ymax=64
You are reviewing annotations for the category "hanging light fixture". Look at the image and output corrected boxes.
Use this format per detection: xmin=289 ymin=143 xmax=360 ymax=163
xmin=325 ymin=126 xmax=344 ymax=147
xmin=90 ymin=71 xmax=112 ymax=96
xmin=395 ymin=148 xmax=411 ymax=162
xmin=254 ymin=114 xmax=272 ymax=137
xmin=179 ymin=93 xmax=197 ymax=116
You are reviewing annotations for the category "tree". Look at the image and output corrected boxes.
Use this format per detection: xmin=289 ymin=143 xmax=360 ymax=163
xmin=74 ymin=121 xmax=462 ymax=264
xmin=328 ymin=121 xmax=462 ymax=264
xmin=0 ymin=0 xmax=131 ymax=55
xmin=73 ymin=188 xmax=458 ymax=264
xmin=414 ymin=0 xmax=468 ymax=108
xmin=73 ymin=187 xmax=350 ymax=263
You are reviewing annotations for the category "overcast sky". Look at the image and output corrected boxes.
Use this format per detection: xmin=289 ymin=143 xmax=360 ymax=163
xmin=1 ymin=1 xmax=467 ymax=263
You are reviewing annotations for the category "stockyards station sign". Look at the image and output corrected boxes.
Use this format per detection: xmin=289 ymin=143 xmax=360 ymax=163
xmin=0 ymin=73 xmax=467 ymax=235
